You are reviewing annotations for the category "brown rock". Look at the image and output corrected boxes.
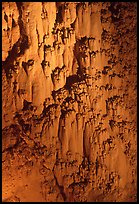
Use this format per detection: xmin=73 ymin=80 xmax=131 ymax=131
xmin=2 ymin=2 xmax=137 ymax=202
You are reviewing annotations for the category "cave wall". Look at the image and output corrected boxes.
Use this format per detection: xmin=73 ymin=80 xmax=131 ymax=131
xmin=2 ymin=2 xmax=137 ymax=202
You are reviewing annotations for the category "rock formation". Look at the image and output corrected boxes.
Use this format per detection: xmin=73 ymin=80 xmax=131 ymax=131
xmin=2 ymin=2 xmax=137 ymax=202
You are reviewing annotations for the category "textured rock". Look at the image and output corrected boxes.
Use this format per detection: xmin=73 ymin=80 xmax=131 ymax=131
xmin=2 ymin=2 xmax=137 ymax=202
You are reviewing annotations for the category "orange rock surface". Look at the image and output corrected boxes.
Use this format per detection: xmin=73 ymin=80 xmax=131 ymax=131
xmin=2 ymin=2 xmax=137 ymax=202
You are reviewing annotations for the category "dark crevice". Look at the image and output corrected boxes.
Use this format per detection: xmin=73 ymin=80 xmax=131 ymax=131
xmin=4 ymin=12 xmax=8 ymax=23
xmin=76 ymin=3 xmax=81 ymax=16
xmin=83 ymin=126 xmax=89 ymax=160
xmin=95 ymin=157 xmax=99 ymax=176
xmin=73 ymin=38 xmax=88 ymax=76
xmin=22 ymin=99 xmax=33 ymax=111
xmin=70 ymin=20 xmax=76 ymax=29
xmin=2 ymin=124 xmax=23 ymax=153
xmin=16 ymin=2 xmax=30 ymax=54
xmin=108 ymin=2 xmax=122 ymax=23
xmin=41 ymin=103 xmax=58 ymax=117
xmin=12 ymin=18 xmax=16 ymax=28
xmin=2 ymin=138 xmax=22 ymax=154
xmin=57 ymin=119 xmax=63 ymax=147
xmin=56 ymin=5 xmax=63 ymax=24
xmin=53 ymin=173 xmax=67 ymax=201
xmin=64 ymin=74 xmax=81 ymax=90
xmin=3 ymin=2 xmax=29 ymax=79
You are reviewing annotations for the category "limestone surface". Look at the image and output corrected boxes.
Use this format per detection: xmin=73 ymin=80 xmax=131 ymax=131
xmin=2 ymin=2 xmax=137 ymax=202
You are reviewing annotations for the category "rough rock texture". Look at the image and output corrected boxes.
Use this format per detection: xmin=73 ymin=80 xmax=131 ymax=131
xmin=2 ymin=2 xmax=137 ymax=202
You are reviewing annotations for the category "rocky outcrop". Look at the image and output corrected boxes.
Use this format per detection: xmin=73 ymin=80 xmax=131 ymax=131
xmin=2 ymin=2 xmax=137 ymax=202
